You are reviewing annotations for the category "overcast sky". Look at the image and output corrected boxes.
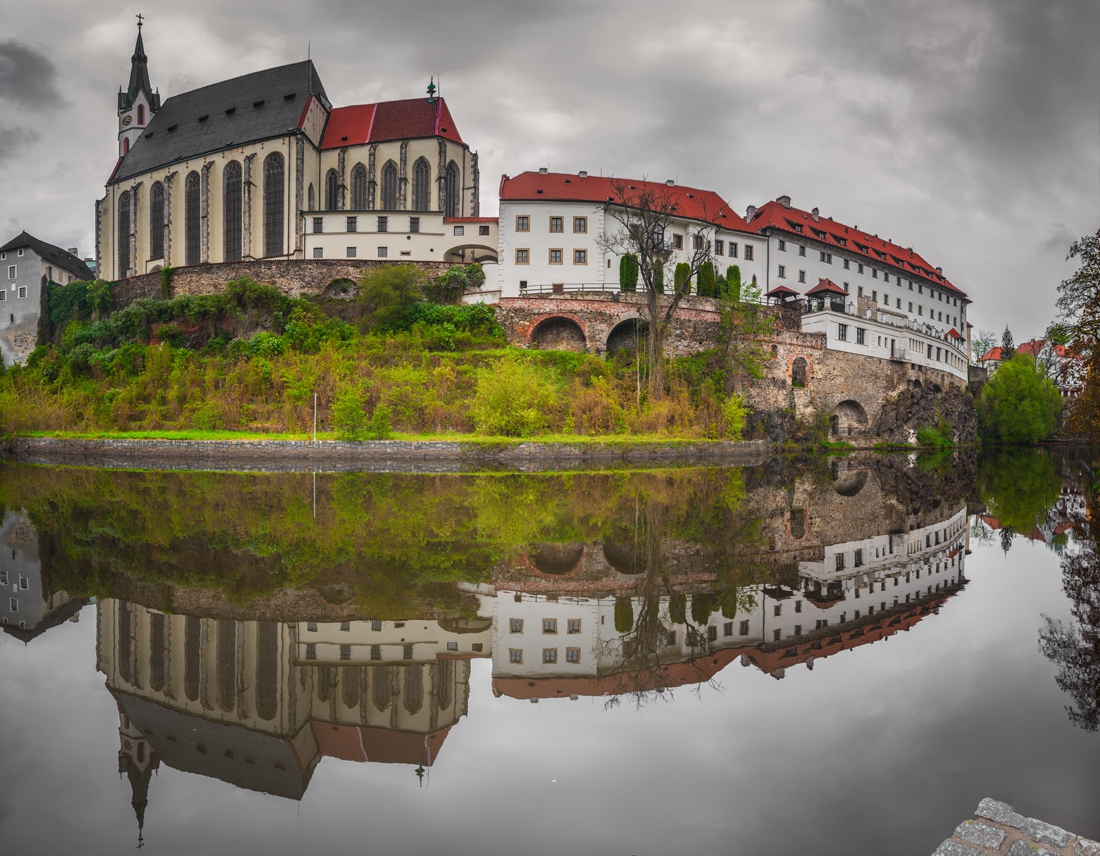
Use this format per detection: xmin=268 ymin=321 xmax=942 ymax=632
xmin=0 ymin=0 xmax=1097 ymax=336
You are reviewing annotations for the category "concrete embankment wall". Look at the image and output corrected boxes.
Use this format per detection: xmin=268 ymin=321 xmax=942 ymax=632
xmin=5 ymin=437 xmax=771 ymax=473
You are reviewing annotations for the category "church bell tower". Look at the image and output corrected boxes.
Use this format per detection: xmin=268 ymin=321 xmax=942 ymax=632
xmin=117 ymin=15 xmax=160 ymax=159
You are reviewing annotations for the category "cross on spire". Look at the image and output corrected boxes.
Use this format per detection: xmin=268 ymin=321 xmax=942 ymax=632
xmin=136 ymin=12 xmax=144 ymax=28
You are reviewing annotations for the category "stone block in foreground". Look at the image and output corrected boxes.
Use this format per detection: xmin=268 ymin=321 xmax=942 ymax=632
xmin=932 ymin=799 xmax=1098 ymax=855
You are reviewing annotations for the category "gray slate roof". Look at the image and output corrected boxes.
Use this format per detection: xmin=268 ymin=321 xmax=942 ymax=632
xmin=111 ymin=60 xmax=330 ymax=185
xmin=0 ymin=231 xmax=93 ymax=281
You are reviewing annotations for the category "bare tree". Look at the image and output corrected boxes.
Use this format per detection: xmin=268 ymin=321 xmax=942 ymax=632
xmin=597 ymin=178 xmax=715 ymax=399
xmin=972 ymin=329 xmax=998 ymax=367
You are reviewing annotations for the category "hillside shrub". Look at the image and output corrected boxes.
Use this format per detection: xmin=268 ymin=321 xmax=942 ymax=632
xmin=674 ymin=262 xmax=692 ymax=296
xmin=978 ymin=353 xmax=1062 ymax=443
xmin=470 ymin=356 xmax=559 ymax=436
xmin=697 ymin=262 xmax=717 ymax=298
xmin=333 ymin=386 xmax=367 ymax=441
xmin=726 ymin=265 xmax=742 ymax=301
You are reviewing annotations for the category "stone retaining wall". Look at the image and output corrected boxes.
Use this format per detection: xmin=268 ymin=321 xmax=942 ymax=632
xmin=114 ymin=258 xmax=457 ymax=304
xmin=6 ymin=436 xmax=770 ymax=472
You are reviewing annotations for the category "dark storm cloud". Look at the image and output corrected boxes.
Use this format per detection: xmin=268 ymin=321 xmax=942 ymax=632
xmin=0 ymin=40 xmax=62 ymax=107
xmin=0 ymin=0 xmax=1095 ymax=333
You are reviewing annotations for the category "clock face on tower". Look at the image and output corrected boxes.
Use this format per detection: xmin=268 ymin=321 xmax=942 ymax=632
xmin=122 ymin=115 xmax=133 ymax=126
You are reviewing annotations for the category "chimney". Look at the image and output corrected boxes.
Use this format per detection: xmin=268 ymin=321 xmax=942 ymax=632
xmin=811 ymin=207 xmax=819 ymax=222
xmin=67 ymin=247 xmax=79 ymax=255
xmin=666 ymin=179 xmax=675 ymax=186
xmin=578 ymin=170 xmax=588 ymax=178
xmin=745 ymin=204 xmax=757 ymax=222
xmin=936 ymin=266 xmax=943 ymax=273
xmin=538 ymin=167 xmax=548 ymax=175
xmin=778 ymin=195 xmax=791 ymax=208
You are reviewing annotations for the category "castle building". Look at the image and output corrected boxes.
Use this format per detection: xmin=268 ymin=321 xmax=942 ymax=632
xmin=495 ymin=170 xmax=766 ymax=298
xmin=96 ymin=23 xmax=486 ymax=281
xmin=748 ymin=197 xmax=972 ymax=381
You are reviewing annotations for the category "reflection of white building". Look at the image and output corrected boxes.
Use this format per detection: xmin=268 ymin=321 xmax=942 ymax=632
xmin=0 ymin=510 xmax=85 ymax=642
xmin=488 ymin=506 xmax=969 ymax=698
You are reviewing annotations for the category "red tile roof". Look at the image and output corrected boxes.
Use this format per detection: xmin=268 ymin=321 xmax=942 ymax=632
xmin=321 ymin=97 xmax=464 ymax=149
xmin=947 ymin=327 xmax=964 ymax=340
xmin=747 ymin=199 xmax=968 ymax=299
xmin=313 ymin=721 xmax=452 ymax=766
xmin=499 ymin=172 xmax=754 ymax=231
xmin=979 ymin=346 xmax=1006 ymax=363
xmin=766 ymin=285 xmax=801 ymax=297
xmin=805 ymin=278 xmax=847 ymax=296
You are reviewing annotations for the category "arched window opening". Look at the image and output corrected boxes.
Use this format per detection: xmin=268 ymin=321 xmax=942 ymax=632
xmin=325 ymin=168 xmax=339 ymax=210
xmin=380 ymin=160 xmax=398 ymax=210
xmin=351 ymin=163 xmax=367 ymax=210
xmin=263 ymin=152 xmax=284 ymax=257
xmin=184 ymin=171 xmax=201 ymax=265
xmin=117 ymin=190 xmax=131 ymax=277
xmin=149 ymin=181 xmax=164 ymax=260
xmin=791 ymin=357 xmax=808 ymax=388
xmin=307 ymin=183 xmax=315 ymax=212
xmin=256 ymin=621 xmax=278 ymax=721
xmin=403 ymin=664 xmax=424 ymax=714
xmin=342 ymin=667 xmax=360 ymax=709
xmin=137 ymin=104 xmax=145 ymax=125
xmin=372 ymin=666 xmax=393 ymax=711
xmin=445 ymin=161 xmax=460 ymax=217
xmin=149 ymin=613 xmax=165 ymax=693
xmin=216 ymin=619 xmax=236 ymax=713
xmin=184 ymin=615 xmax=200 ymax=702
xmin=434 ymin=659 xmax=454 ymax=710
xmin=123 ymin=137 xmax=130 ymax=155
xmin=412 ymin=157 xmax=431 ymax=211
xmin=223 ymin=161 xmax=243 ymax=262
xmin=118 ymin=603 xmax=132 ymax=683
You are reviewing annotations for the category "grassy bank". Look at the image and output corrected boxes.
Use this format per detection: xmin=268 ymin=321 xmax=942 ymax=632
xmin=0 ymin=273 xmax=748 ymax=441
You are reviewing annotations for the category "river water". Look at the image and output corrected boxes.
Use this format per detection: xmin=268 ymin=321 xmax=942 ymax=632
xmin=1 ymin=449 xmax=1098 ymax=855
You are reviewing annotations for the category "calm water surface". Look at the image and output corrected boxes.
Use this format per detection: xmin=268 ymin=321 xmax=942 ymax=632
xmin=1 ymin=450 xmax=1098 ymax=855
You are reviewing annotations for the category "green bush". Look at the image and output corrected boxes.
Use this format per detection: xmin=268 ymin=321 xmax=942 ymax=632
xmin=332 ymin=387 xmax=367 ymax=441
xmin=358 ymin=265 xmax=429 ymax=329
xmin=614 ymin=597 xmax=634 ymax=634
xmin=668 ymin=592 xmax=686 ymax=625
xmin=674 ymin=262 xmax=692 ymax=296
xmin=726 ymin=265 xmax=742 ymax=301
xmin=366 ymin=403 xmax=394 ymax=440
xmin=691 ymin=593 xmax=714 ymax=626
xmin=979 ymin=353 xmax=1062 ymax=443
xmin=653 ymin=266 xmax=665 ymax=294
xmin=619 ymin=254 xmax=639 ymax=292
xmin=697 ymin=262 xmax=717 ymax=298
xmin=723 ymin=394 xmax=748 ymax=440
xmin=470 ymin=356 xmax=559 ymax=436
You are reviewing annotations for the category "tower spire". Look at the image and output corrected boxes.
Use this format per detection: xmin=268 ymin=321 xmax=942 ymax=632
xmin=117 ymin=16 xmax=159 ymax=158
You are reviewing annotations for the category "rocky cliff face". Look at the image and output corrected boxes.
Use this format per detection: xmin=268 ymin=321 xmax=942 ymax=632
xmin=872 ymin=385 xmax=978 ymax=444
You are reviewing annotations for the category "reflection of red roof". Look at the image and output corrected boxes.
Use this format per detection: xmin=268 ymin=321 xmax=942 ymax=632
xmin=748 ymin=199 xmax=966 ymax=298
xmin=499 ymin=172 xmax=752 ymax=230
xmin=321 ymin=98 xmax=464 ymax=149
xmin=313 ymin=722 xmax=452 ymax=766
xmin=805 ymin=278 xmax=847 ymax=297
xmin=742 ymin=587 xmax=963 ymax=676
xmin=492 ymin=649 xmax=742 ymax=700
xmin=982 ymin=515 xmax=1002 ymax=530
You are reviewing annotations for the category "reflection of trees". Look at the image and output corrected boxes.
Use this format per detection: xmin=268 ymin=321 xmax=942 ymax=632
xmin=1040 ymin=468 xmax=1100 ymax=730
xmin=596 ymin=471 xmax=771 ymax=707
xmin=978 ymin=449 xmax=1061 ymax=551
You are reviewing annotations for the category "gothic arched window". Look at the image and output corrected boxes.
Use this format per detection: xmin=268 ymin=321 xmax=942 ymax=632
xmin=263 ymin=152 xmax=284 ymax=257
xmin=325 ymin=168 xmax=339 ymax=210
xmin=149 ymin=613 xmax=166 ymax=693
xmin=307 ymin=183 xmax=315 ymax=212
xmin=256 ymin=622 xmax=278 ymax=721
xmin=380 ymin=160 xmax=398 ymax=210
xmin=216 ymin=619 xmax=236 ymax=713
xmin=412 ymin=157 xmax=431 ymax=211
xmin=117 ymin=190 xmax=131 ymax=277
xmin=137 ymin=104 xmax=145 ymax=125
xmin=184 ymin=170 xmax=200 ymax=265
xmin=184 ymin=616 xmax=200 ymax=702
xmin=403 ymin=664 xmax=424 ymax=714
xmin=123 ymin=137 xmax=130 ymax=155
xmin=445 ymin=161 xmax=460 ymax=217
xmin=223 ymin=161 xmax=242 ymax=262
xmin=351 ymin=163 xmax=367 ymax=210
xmin=149 ymin=181 xmax=164 ymax=260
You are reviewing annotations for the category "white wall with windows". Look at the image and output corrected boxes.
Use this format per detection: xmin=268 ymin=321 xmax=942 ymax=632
xmin=300 ymin=211 xmax=497 ymax=266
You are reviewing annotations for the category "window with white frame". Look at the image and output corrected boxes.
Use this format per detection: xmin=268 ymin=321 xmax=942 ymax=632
xmin=730 ymin=242 xmax=739 ymax=257
xmin=744 ymin=245 xmax=753 ymax=260
xmin=715 ymin=239 xmax=724 ymax=255
xmin=837 ymin=323 xmax=847 ymax=342
xmin=820 ymin=251 xmax=832 ymax=263
xmin=776 ymin=239 xmax=785 ymax=252
xmin=798 ymin=270 xmax=806 ymax=283
xmin=856 ymin=328 xmax=865 ymax=344
xmin=778 ymin=265 xmax=786 ymax=278
xmin=7 ymin=266 xmax=14 ymax=279
xmin=798 ymin=245 xmax=806 ymax=257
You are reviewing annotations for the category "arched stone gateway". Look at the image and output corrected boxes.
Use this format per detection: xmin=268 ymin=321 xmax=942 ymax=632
xmin=323 ymin=278 xmax=357 ymax=299
xmin=606 ymin=315 xmax=649 ymax=356
xmin=529 ymin=543 xmax=585 ymax=575
xmin=791 ymin=356 xmax=808 ymax=387
xmin=443 ymin=243 xmax=498 ymax=264
xmin=831 ymin=399 xmax=869 ymax=436
xmin=531 ymin=316 xmax=586 ymax=352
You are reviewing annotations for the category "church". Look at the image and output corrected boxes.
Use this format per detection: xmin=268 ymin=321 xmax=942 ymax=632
xmin=96 ymin=22 xmax=494 ymax=282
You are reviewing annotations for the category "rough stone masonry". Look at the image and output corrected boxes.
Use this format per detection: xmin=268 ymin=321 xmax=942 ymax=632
xmin=932 ymin=799 xmax=1100 ymax=856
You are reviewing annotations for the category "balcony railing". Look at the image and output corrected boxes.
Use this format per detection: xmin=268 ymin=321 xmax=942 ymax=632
xmin=801 ymin=299 xmax=966 ymax=354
